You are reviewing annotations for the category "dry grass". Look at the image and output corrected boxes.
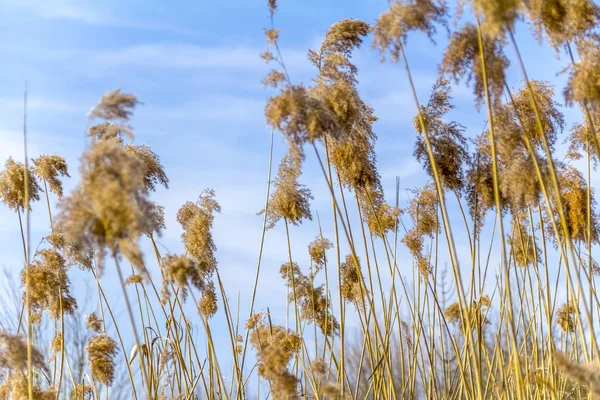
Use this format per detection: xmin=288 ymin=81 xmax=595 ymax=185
xmin=2 ymin=0 xmax=600 ymax=399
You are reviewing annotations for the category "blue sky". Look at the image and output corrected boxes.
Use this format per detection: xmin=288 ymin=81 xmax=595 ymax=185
xmin=0 ymin=0 xmax=597 ymax=390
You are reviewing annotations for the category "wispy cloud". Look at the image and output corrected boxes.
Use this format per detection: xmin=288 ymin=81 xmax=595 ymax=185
xmin=0 ymin=96 xmax=83 ymax=114
xmin=80 ymin=43 xmax=310 ymax=71
xmin=2 ymin=0 xmax=197 ymax=35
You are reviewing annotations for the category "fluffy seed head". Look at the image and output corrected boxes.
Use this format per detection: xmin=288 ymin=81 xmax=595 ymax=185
xmin=86 ymin=312 xmax=103 ymax=333
xmin=88 ymin=89 xmax=139 ymax=122
xmin=69 ymin=384 xmax=94 ymax=400
xmin=176 ymin=189 xmax=220 ymax=277
xmin=87 ymin=335 xmax=118 ymax=386
xmin=441 ymin=24 xmax=509 ymax=109
xmin=0 ymin=157 xmax=41 ymax=212
xmin=261 ymin=153 xmax=312 ymax=230
xmin=56 ymin=140 xmax=161 ymax=274
xmin=373 ymin=0 xmax=447 ymax=62
xmin=308 ymin=235 xmax=333 ymax=272
xmin=22 ymin=249 xmax=77 ymax=323
xmin=265 ymin=85 xmax=339 ymax=161
xmin=32 ymin=155 xmax=70 ymax=198
xmin=557 ymin=301 xmax=579 ymax=333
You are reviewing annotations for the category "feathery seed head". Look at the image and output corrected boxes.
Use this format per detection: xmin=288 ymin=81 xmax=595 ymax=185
xmin=86 ymin=312 xmax=103 ymax=333
xmin=441 ymin=24 xmax=509 ymax=109
xmin=527 ymin=0 xmax=600 ymax=49
xmin=162 ymin=254 xmax=205 ymax=300
xmin=0 ymin=157 xmax=41 ymax=212
xmin=125 ymin=144 xmax=169 ymax=192
xmin=467 ymin=0 xmax=522 ymax=37
xmin=340 ymin=255 xmax=366 ymax=304
xmin=557 ymin=301 xmax=579 ymax=333
xmin=22 ymin=249 xmax=77 ymax=322
xmin=262 ymin=153 xmax=312 ymax=229
xmin=266 ymin=85 xmax=339 ymax=161
xmin=69 ymin=384 xmax=93 ymax=400
xmin=32 ymin=155 xmax=69 ymax=198
xmin=87 ymin=335 xmax=118 ymax=386
xmin=176 ymin=189 xmax=220 ymax=277
xmin=198 ymin=281 xmax=218 ymax=318
xmin=56 ymin=140 xmax=159 ymax=275
xmin=308 ymin=235 xmax=333 ymax=272
xmin=373 ymin=0 xmax=447 ymax=62
xmin=88 ymin=89 xmax=139 ymax=122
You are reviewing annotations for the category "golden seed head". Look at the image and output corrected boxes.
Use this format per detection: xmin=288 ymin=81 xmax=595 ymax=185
xmin=265 ymin=85 xmax=339 ymax=160
xmin=162 ymin=254 xmax=205 ymax=299
xmin=310 ymin=358 xmax=327 ymax=377
xmin=340 ymin=254 xmax=366 ymax=304
xmin=566 ymin=114 xmax=600 ymax=166
xmin=198 ymin=281 xmax=218 ymax=318
xmin=88 ymin=89 xmax=139 ymax=122
xmin=565 ymin=39 xmax=600 ymax=114
xmin=125 ymin=144 xmax=169 ymax=192
xmin=246 ymin=312 xmax=265 ymax=330
xmin=88 ymin=122 xmax=126 ymax=142
xmin=264 ymin=28 xmax=280 ymax=45
xmin=557 ymin=301 xmax=579 ymax=333
xmin=261 ymin=153 xmax=312 ymax=229
xmin=444 ymin=295 xmax=491 ymax=332
xmin=320 ymin=19 xmax=370 ymax=58
xmin=45 ymin=229 xmax=93 ymax=270
xmin=441 ymin=24 xmax=509 ymax=109
xmin=22 ymin=249 xmax=77 ymax=322
xmin=0 ymin=157 xmax=41 ymax=212
xmin=87 ymin=335 xmax=118 ymax=386
xmin=507 ymin=213 xmax=540 ymax=268
xmin=308 ymin=235 xmax=333 ymax=271
xmin=48 ymin=333 xmax=63 ymax=362
xmin=543 ymin=164 xmax=600 ymax=245
xmin=358 ymin=187 xmax=399 ymax=238
xmin=249 ymin=322 xmax=301 ymax=399
xmin=0 ymin=376 xmax=56 ymax=400
xmin=69 ymin=384 xmax=94 ymax=400
xmin=414 ymin=78 xmax=469 ymax=192
xmin=319 ymin=382 xmax=345 ymax=399
xmin=527 ymin=0 xmax=600 ymax=49
xmin=56 ymin=140 xmax=160 ymax=275
xmin=373 ymin=0 xmax=447 ymax=62
xmin=407 ymin=183 xmax=439 ymax=237
xmin=468 ymin=0 xmax=522 ymax=37
xmin=263 ymin=70 xmax=287 ymax=88
xmin=0 ymin=332 xmax=47 ymax=374
xmin=124 ymin=274 xmax=144 ymax=285
xmin=554 ymin=351 xmax=600 ymax=393
xmin=279 ymin=262 xmax=339 ymax=337
xmin=32 ymin=155 xmax=69 ymax=198
xmin=86 ymin=312 xmax=103 ymax=333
